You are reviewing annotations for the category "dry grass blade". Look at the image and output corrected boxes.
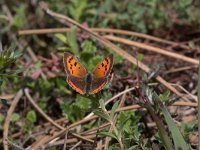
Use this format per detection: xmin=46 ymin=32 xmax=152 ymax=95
xmin=3 ymin=90 xmax=23 ymax=150
xmin=104 ymin=35 xmax=199 ymax=65
xmin=18 ymin=28 xmax=189 ymax=50
xmin=24 ymin=88 xmax=63 ymax=130
xmin=63 ymin=131 xmax=68 ymax=150
xmin=69 ymin=141 xmax=82 ymax=150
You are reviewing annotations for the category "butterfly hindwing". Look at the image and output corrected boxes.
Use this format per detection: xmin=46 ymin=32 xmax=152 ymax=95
xmin=90 ymin=77 xmax=107 ymax=94
xmin=67 ymin=76 xmax=86 ymax=94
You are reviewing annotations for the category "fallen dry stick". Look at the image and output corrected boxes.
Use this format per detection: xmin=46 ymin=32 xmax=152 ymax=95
xmin=104 ymin=35 xmax=199 ymax=65
xmin=3 ymin=90 xmax=23 ymax=150
xmin=18 ymin=28 xmax=189 ymax=49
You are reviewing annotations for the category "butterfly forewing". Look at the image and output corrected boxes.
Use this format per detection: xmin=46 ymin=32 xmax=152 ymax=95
xmin=92 ymin=54 xmax=113 ymax=78
xmin=63 ymin=52 xmax=87 ymax=78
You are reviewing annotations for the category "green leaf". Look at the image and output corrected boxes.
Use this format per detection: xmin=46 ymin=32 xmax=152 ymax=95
xmin=81 ymin=40 xmax=97 ymax=53
xmin=99 ymin=99 xmax=106 ymax=111
xmin=60 ymin=102 xmax=75 ymax=122
xmin=67 ymin=26 xmax=78 ymax=54
xmin=110 ymin=101 xmax=119 ymax=120
xmin=75 ymin=95 xmax=92 ymax=110
xmin=118 ymin=116 xmax=130 ymax=138
xmin=179 ymin=0 xmax=193 ymax=8
xmin=98 ymin=131 xmax=118 ymax=140
xmin=160 ymin=101 xmax=188 ymax=150
xmin=0 ymin=45 xmax=22 ymax=75
xmin=12 ymin=5 xmax=27 ymax=30
xmin=136 ymin=53 xmax=144 ymax=62
xmin=188 ymin=41 xmax=196 ymax=49
xmin=0 ymin=113 xmax=5 ymax=124
xmin=54 ymin=33 xmax=68 ymax=44
xmin=11 ymin=113 xmax=20 ymax=122
xmin=0 ymin=99 xmax=8 ymax=106
xmin=112 ymin=52 xmax=122 ymax=65
xmin=87 ymin=56 xmax=103 ymax=71
xmin=26 ymin=110 xmax=37 ymax=123
xmin=159 ymin=90 xmax=170 ymax=101
xmin=93 ymin=109 xmax=110 ymax=122
xmin=68 ymin=0 xmax=88 ymax=21
xmin=0 ymin=78 xmax=3 ymax=86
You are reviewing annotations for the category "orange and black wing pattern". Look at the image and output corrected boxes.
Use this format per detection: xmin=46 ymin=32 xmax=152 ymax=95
xmin=90 ymin=54 xmax=114 ymax=94
xmin=92 ymin=54 xmax=113 ymax=78
xmin=63 ymin=52 xmax=88 ymax=94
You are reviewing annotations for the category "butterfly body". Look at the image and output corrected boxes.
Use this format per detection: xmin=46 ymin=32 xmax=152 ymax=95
xmin=63 ymin=52 xmax=113 ymax=95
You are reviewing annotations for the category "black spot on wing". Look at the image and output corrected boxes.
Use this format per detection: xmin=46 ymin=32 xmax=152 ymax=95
xmin=101 ymin=63 xmax=104 ymax=67
xmin=68 ymin=57 xmax=73 ymax=63
xmin=105 ymin=58 xmax=109 ymax=64
xmin=74 ymin=62 xmax=77 ymax=66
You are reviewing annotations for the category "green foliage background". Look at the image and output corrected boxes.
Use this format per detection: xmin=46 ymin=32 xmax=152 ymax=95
xmin=0 ymin=0 xmax=199 ymax=149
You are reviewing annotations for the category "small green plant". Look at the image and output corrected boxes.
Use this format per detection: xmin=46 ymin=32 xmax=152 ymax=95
xmin=94 ymin=100 xmax=125 ymax=149
xmin=67 ymin=0 xmax=88 ymax=21
xmin=23 ymin=110 xmax=37 ymax=133
xmin=0 ymin=44 xmax=22 ymax=75
xmin=11 ymin=4 xmax=27 ymax=31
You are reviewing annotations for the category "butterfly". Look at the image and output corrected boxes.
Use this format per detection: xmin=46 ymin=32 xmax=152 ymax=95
xmin=63 ymin=52 xmax=114 ymax=95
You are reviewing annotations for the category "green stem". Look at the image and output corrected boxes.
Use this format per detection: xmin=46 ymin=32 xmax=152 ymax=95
xmin=145 ymin=100 xmax=174 ymax=150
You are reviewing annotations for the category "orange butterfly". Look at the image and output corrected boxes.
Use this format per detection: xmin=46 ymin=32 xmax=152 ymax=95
xmin=63 ymin=52 xmax=114 ymax=95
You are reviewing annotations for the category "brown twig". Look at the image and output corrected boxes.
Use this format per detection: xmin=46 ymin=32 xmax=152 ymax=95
xmin=69 ymin=141 xmax=82 ymax=150
xmin=6 ymin=139 xmax=25 ymax=150
xmin=24 ymin=88 xmax=63 ymax=130
xmin=63 ymin=130 xmax=68 ymax=150
xmin=3 ymin=90 xmax=23 ymax=150
xmin=18 ymin=28 xmax=189 ymax=49
xmin=71 ymin=133 xmax=94 ymax=143
xmin=43 ymin=135 xmax=96 ymax=149
xmin=81 ymin=123 xmax=111 ymax=136
xmin=164 ymin=65 xmax=196 ymax=74
xmin=104 ymin=35 xmax=199 ymax=65
xmin=0 ymin=117 xmax=68 ymax=144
